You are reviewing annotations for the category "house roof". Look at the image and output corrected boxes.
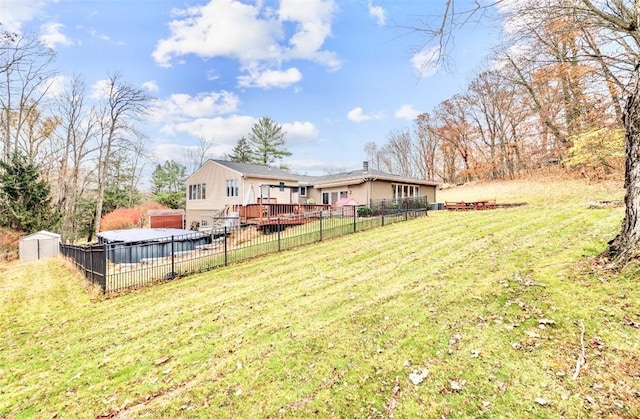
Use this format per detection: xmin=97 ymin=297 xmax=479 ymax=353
xmin=300 ymin=168 xmax=440 ymax=188
xmin=148 ymin=209 xmax=185 ymax=216
xmin=212 ymin=160 xmax=300 ymax=181
xmin=192 ymin=160 xmax=440 ymax=187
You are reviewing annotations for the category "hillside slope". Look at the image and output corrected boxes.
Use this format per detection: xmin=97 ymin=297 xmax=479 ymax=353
xmin=1 ymin=179 xmax=638 ymax=418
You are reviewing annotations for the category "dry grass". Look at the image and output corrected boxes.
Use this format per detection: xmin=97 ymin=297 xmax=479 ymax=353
xmin=1 ymin=178 xmax=638 ymax=418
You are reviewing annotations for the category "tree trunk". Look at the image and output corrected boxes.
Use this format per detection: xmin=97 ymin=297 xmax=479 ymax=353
xmin=608 ymin=67 xmax=640 ymax=265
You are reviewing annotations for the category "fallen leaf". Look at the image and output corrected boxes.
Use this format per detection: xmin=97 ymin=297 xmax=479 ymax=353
xmin=449 ymin=379 xmax=466 ymax=391
xmin=534 ymin=397 xmax=548 ymax=406
xmin=525 ymin=330 xmax=540 ymax=338
xmin=409 ymin=369 xmax=429 ymax=385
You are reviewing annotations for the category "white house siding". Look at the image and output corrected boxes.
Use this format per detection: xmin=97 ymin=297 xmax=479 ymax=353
xmin=186 ymin=161 xmax=241 ymax=227
xmin=186 ymin=161 xmax=303 ymax=227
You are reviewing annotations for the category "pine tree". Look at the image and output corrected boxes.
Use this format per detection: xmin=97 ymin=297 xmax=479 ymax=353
xmin=151 ymin=160 xmax=187 ymax=209
xmin=247 ymin=117 xmax=292 ymax=165
xmin=0 ymin=153 xmax=60 ymax=233
xmin=228 ymin=137 xmax=254 ymax=163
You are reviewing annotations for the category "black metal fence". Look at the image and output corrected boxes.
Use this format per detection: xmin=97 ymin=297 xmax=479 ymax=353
xmin=60 ymin=197 xmax=429 ymax=294
xmin=59 ymin=243 xmax=107 ymax=291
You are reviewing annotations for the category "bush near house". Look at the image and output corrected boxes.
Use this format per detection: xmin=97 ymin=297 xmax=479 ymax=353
xmin=99 ymin=202 xmax=173 ymax=232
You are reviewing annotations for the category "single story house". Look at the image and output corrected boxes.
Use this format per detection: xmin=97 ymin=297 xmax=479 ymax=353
xmin=185 ymin=160 xmax=439 ymax=228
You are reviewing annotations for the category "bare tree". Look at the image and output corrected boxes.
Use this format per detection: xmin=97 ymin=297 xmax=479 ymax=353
xmin=414 ymin=113 xmax=440 ymax=181
xmin=415 ymin=0 xmax=640 ymax=265
xmin=363 ymin=141 xmax=380 ymax=170
xmin=379 ymin=129 xmax=415 ymax=177
xmin=184 ymin=136 xmax=214 ymax=174
xmin=52 ymin=75 xmax=100 ymax=241
xmin=92 ymin=72 xmax=152 ymax=237
xmin=0 ymin=30 xmax=58 ymax=162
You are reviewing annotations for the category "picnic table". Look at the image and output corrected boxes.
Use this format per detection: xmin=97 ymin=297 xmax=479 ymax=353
xmin=445 ymin=199 xmax=496 ymax=211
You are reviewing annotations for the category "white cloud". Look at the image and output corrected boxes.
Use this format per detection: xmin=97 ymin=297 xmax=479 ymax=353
xmin=45 ymin=75 xmax=69 ymax=97
xmin=278 ymin=0 xmax=340 ymax=69
xmin=142 ymin=81 xmax=159 ymax=92
xmin=39 ymin=22 xmax=72 ymax=48
xmin=347 ymin=107 xmax=370 ymax=122
xmin=152 ymin=0 xmax=340 ymax=88
xmin=282 ymin=121 xmax=318 ymax=145
xmin=347 ymin=107 xmax=372 ymax=123
xmin=159 ymin=114 xmax=256 ymax=146
xmin=394 ymin=104 xmax=420 ymax=120
xmin=88 ymin=28 xmax=112 ymax=42
xmin=0 ymin=0 xmax=45 ymax=33
xmin=367 ymin=0 xmax=386 ymax=26
xmin=152 ymin=0 xmax=283 ymax=67
xmin=89 ymin=78 xmax=111 ymax=100
xmin=411 ymin=46 xmax=441 ymax=78
xmin=237 ymin=67 xmax=302 ymax=89
xmin=150 ymin=91 xmax=240 ymax=122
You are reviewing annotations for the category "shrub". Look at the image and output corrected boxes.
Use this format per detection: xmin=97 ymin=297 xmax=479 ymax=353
xmin=357 ymin=206 xmax=373 ymax=217
xmin=100 ymin=208 xmax=143 ymax=232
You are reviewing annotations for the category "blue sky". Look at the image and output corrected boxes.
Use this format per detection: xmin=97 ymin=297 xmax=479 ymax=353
xmin=2 ymin=0 xmax=501 ymax=176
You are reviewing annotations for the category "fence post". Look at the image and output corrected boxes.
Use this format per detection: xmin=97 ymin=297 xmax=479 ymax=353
xmin=381 ymin=199 xmax=385 ymax=226
xmin=277 ymin=218 xmax=282 ymax=251
xmin=353 ymin=207 xmax=357 ymax=233
xmin=171 ymin=235 xmax=175 ymax=278
xmin=103 ymin=243 xmax=108 ymax=293
xmin=319 ymin=211 xmax=323 ymax=241
xmin=224 ymin=226 xmax=228 ymax=266
xmin=405 ymin=200 xmax=409 ymax=221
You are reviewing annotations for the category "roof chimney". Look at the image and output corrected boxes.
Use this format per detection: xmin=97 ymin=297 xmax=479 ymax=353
xmin=363 ymin=161 xmax=369 ymax=172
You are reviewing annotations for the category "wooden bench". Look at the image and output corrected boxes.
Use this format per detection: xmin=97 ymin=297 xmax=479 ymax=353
xmin=445 ymin=201 xmax=468 ymax=211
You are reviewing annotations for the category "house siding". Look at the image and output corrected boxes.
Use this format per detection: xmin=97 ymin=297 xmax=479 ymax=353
xmin=185 ymin=161 xmax=439 ymax=226
xmin=186 ymin=161 xmax=303 ymax=228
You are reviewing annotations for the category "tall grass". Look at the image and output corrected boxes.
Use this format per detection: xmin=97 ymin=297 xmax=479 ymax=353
xmin=1 ymin=179 xmax=638 ymax=418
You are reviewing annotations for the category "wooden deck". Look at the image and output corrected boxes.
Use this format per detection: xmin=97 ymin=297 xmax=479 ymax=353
xmin=233 ymin=203 xmax=332 ymax=227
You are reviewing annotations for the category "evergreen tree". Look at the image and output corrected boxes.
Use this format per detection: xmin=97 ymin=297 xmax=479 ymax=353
xmin=247 ymin=117 xmax=292 ymax=165
xmin=0 ymin=152 xmax=59 ymax=233
xmin=228 ymin=137 xmax=253 ymax=163
xmin=151 ymin=160 xmax=187 ymax=209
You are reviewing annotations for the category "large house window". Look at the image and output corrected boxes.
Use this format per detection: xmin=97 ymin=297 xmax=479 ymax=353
xmin=226 ymin=179 xmax=239 ymax=197
xmin=188 ymin=183 xmax=206 ymax=200
xmin=392 ymin=184 xmax=419 ymax=202
xmin=322 ymin=190 xmax=346 ymax=205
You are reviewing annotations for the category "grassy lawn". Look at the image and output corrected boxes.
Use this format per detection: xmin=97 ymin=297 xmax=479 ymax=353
xmin=1 ymin=178 xmax=638 ymax=418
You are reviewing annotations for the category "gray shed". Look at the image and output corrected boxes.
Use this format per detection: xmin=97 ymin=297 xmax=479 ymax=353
xmin=19 ymin=231 xmax=61 ymax=262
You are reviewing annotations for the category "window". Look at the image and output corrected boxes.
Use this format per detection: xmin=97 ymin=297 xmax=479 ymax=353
xmin=226 ymin=179 xmax=239 ymax=197
xmin=392 ymin=184 xmax=420 ymax=202
xmin=188 ymin=183 xmax=206 ymax=200
xmin=299 ymin=186 xmax=307 ymax=197
xmin=322 ymin=190 xmax=347 ymax=205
